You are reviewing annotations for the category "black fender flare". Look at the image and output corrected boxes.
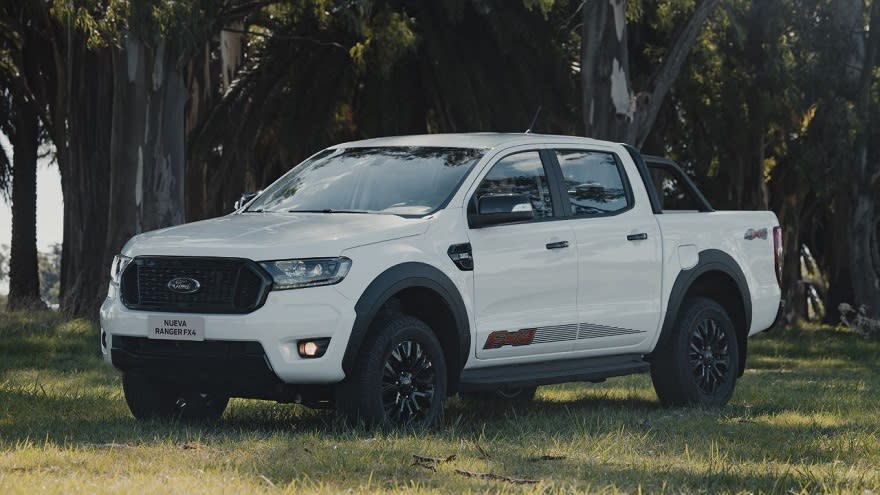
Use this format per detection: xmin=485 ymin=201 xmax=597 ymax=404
xmin=341 ymin=262 xmax=471 ymax=378
xmin=656 ymin=249 xmax=752 ymax=375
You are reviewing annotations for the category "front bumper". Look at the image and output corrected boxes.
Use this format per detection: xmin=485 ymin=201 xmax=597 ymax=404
xmin=100 ymin=284 xmax=356 ymax=385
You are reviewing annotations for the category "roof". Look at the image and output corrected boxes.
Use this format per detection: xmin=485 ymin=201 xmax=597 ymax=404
xmin=331 ymin=133 xmax=613 ymax=150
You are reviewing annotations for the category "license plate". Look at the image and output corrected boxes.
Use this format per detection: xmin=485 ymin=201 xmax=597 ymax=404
xmin=147 ymin=316 xmax=205 ymax=341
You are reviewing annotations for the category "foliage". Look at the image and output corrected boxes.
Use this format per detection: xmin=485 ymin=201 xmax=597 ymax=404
xmin=38 ymin=243 xmax=62 ymax=305
xmin=0 ymin=244 xmax=7 ymax=283
xmin=0 ymin=313 xmax=879 ymax=492
xmin=1 ymin=0 xmax=878 ymax=319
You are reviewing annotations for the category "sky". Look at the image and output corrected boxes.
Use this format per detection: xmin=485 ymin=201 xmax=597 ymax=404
xmin=0 ymin=134 xmax=65 ymax=293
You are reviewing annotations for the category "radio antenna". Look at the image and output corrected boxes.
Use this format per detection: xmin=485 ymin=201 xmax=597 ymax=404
xmin=524 ymin=105 xmax=542 ymax=134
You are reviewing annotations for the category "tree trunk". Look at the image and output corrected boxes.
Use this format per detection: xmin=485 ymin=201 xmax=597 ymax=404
xmin=581 ymin=0 xmax=721 ymax=146
xmin=58 ymin=46 xmax=114 ymax=318
xmin=7 ymin=83 xmax=45 ymax=310
xmin=844 ymin=0 xmax=880 ymax=319
xmin=101 ymin=39 xmax=148 ymax=299
xmin=581 ymin=0 xmax=632 ymax=141
xmin=104 ymin=35 xmax=186 ymax=269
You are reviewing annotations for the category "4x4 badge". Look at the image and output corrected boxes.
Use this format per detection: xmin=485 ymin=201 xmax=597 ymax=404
xmin=167 ymin=277 xmax=201 ymax=294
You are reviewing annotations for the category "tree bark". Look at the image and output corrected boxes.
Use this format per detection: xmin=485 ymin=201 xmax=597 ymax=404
xmin=7 ymin=75 xmax=45 ymax=310
xmin=581 ymin=0 xmax=721 ymax=146
xmin=844 ymin=0 xmax=880 ymax=318
xmin=103 ymin=34 xmax=186 ymax=271
xmin=58 ymin=45 xmax=113 ymax=318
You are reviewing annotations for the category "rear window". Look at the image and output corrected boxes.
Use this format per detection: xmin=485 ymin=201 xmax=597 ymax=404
xmin=648 ymin=165 xmax=702 ymax=211
xmin=555 ymin=150 xmax=630 ymax=216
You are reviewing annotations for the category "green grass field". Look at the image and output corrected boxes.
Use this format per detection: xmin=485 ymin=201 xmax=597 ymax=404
xmin=0 ymin=311 xmax=878 ymax=494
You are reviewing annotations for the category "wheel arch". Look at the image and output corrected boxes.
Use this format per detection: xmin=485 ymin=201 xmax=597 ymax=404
xmin=342 ymin=262 xmax=470 ymax=393
xmin=655 ymin=249 xmax=752 ymax=376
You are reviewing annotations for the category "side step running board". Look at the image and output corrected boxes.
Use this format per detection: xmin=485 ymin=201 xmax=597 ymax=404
xmin=458 ymin=354 xmax=649 ymax=392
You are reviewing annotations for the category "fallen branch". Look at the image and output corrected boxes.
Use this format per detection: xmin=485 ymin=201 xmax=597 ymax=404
xmin=410 ymin=461 xmax=437 ymax=472
xmin=411 ymin=454 xmax=456 ymax=464
xmin=839 ymin=303 xmax=880 ymax=337
xmin=453 ymin=468 xmax=539 ymax=485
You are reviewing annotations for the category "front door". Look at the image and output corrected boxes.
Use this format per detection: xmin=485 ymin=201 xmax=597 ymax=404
xmin=467 ymin=150 xmax=580 ymax=359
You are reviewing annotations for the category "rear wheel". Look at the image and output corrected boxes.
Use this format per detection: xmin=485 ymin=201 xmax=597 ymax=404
xmin=122 ymin=374 xmax=228 ymax=422
xmin=336 ymin=315 xmax=447 ymax=428
xmin=650 ymin=297 xmax=740 ymax=407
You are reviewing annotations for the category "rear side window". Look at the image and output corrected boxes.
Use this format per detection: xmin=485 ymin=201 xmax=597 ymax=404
xmin=648 ymin=166 xmax=702 ymax=211
xmin=474 ymin=151 xmax=555 ymax=219
xmin=555 ymin=150 xmax=630 ymax=216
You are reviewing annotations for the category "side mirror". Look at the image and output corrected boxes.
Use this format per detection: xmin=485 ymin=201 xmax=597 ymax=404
xmin=468 ymin=193 xmax=534 ymax=228
xmin=234 ymin=191 xmax=258 ymax=211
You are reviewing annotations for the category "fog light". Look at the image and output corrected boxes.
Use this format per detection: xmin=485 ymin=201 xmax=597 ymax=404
xmin=297 ymin=338 xmax=330 ymax=358
xmin=101 ymin=330 xmax=107 ymax=350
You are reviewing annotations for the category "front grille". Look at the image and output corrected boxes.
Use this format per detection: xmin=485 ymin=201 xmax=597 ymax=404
xmin=120 ymin=256 xmax=272 ymax=313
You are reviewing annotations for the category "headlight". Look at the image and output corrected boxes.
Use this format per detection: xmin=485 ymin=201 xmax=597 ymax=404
xmin=259 ymin=257 xmax=352 ymax=290
xmin=110 ymin=255 xmax=132 ymax=285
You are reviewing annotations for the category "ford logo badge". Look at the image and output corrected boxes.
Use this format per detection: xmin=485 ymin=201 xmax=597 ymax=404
xmin=167 ymin=277 xmax=201 ymax=294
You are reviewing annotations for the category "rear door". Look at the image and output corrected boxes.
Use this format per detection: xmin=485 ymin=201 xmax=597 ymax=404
xmin=549 ymin=148 xmax=663 ymax=352
xmin=466 ymin=149 xmax=580 ymax=360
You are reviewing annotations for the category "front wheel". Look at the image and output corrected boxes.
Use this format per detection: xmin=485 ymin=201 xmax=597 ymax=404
xmin=335 ymin=315 xmax=447 ymax=428
xmin=122 ymin=374 xmax=228 ymax=422
xmin=650 ymin=297 xmax=740 ymax=407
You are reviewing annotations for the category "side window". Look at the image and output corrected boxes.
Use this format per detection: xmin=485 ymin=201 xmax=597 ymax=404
xmin=474 ymin=151 xmax=555 ymax=220
xmin=648 ymin=165 xmax=701 ymax=211
xmin=555 ymin=150 xmax=630 ymax=216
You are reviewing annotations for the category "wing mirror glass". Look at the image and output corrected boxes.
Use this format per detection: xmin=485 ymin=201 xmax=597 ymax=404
xmin=468 ymin=193 xmax=534 ymax=228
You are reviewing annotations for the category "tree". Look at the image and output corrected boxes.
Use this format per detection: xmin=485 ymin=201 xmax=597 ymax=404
xmin=842 ymin=0 xmax=880 ymax=318
xmin=38 ymin=243 xmax=62 ymax=305
xmin=580 ymin=0 xmax=721 ymax=146
xmin=1 ymin=2 xmax=47 ymax=310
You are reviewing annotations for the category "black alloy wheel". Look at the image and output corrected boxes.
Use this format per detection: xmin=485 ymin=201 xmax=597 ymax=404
xmin=650 ymin=297 xmax=740 ymax=407
xmin=381 ymin=340 xmax=437 ymax=424
xmin=688 ymin=317 xmax=732 ymax=395
xmin=335 ymin=315 xmax=447 ymax=428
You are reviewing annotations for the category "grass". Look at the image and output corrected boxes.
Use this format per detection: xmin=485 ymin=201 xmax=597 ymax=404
xmin=0 ymin=312 xmax=878 ymax=494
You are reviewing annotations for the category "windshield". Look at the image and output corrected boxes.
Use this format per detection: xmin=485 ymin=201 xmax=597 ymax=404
xmin=247 ymin=147 xmax=485 ymax=216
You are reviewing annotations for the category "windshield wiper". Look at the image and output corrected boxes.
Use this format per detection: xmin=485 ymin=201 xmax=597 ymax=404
xmin=287 ymin=209 xmax=372 ymax=214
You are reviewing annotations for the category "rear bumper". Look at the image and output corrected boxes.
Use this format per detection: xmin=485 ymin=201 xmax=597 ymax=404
xmin=770 ymin=299 xmax=785 ymax=330
xmin=100 ymin=283 xmax=357 ymax=386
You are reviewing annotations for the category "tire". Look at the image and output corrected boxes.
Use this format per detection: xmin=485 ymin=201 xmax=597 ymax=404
xmin=122 ymin=373 xmax=228 ymax=422
xmin=460 ymin=386 xmax=537 ymax=407
xmin=650 ymin=297 xmax=740 ymax=407
xmin=335 ymin=315 xmax=447 ymax=428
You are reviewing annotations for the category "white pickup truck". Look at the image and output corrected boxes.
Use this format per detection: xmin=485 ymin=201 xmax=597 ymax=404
xmin=100 ymin=133 xmax=783 ymax=427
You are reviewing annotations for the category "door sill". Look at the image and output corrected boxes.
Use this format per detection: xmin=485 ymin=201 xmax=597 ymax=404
xmin=458 ymin=353 xmax=649 ymax=391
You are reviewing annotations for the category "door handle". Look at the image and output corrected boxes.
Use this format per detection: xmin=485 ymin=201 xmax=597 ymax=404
xmin=627 ymin=233 xmax=648 ymax=241
xmin=546 ymin=241 xmax=570 ymax=250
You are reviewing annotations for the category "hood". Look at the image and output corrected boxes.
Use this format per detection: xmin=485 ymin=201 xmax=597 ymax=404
xmin=122 ymin=212 xmax=430 ymax=260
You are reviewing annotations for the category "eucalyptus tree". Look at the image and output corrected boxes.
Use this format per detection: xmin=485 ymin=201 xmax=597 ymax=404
xmin=1 ymin=1 xmax=49 ymax=310
xmin=580 ymin=0 xmax=721 ymax=146
xmin=190 ymin=0 xmax=577 ymax=217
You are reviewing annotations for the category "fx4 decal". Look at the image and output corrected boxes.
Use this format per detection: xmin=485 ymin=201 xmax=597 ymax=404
xmin=483 ymin=328 xmax=536 ymax=349
xmin=744 ymin=228 xmax=768 ymax=240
